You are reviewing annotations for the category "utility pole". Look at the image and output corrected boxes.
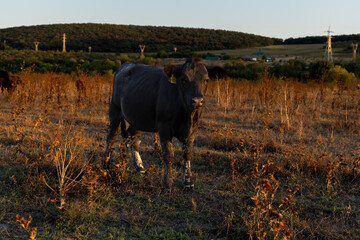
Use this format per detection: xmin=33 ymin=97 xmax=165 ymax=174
xmin=62 ymin=33 xmax=66 ymax=53
xmin=351 ymin=43 xmax=358 ymax=61
xmin=34 ymin=41 xmax=39 ymax=51
xmin=324 ymin=27 xmax=333 ymax=62
xmin=139 ymin=45 xmax=145 ymax=59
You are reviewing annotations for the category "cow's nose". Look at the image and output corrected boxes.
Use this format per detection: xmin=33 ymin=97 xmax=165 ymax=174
xmin=192 ymin=97 xmax=204 ymax=107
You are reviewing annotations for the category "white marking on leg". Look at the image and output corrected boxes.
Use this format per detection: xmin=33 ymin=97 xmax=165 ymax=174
xmin=184 ymin=161 xmax=191 ymax=183
xmin=131 ymin=147 xmax=144 ymax=170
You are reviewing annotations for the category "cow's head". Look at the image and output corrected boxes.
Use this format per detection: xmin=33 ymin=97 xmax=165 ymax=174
xmin=164 ymin=58 xmax=210 ymax=111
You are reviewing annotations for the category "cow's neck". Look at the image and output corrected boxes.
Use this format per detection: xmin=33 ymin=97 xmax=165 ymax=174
xmin=175 ymin=106 xmax=202 ymax=143
xmin=173 ymin=83 xmax=203 ymax=142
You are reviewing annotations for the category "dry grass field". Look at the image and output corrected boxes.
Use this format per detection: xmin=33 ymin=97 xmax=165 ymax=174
xmin=0 ymin=70 xmax=360 ymax=239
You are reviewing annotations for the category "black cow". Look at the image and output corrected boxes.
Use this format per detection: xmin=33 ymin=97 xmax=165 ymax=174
xmin=105 ymin=58 xmax=221 ymax=189
xmin=0 ymin=70 xmax=20 ymax=93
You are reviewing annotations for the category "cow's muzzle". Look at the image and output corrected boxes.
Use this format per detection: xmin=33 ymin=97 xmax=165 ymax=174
xmin=191 ymin=97 xmax=204 ymax=108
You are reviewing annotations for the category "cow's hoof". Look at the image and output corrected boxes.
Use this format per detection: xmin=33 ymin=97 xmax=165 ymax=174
xmin=136 ymin=166 xmax=146 ymax=174
xmin=160 ymin=187 xmax=172 ymax=194
xmin=162 ymin=179 xmax=174 ymax=192
xmin=183 ymin=182 xmax=194 ymax=190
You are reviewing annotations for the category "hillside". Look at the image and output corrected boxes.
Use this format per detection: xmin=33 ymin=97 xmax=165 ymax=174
xmin=0 ymin=23 xmax=282 ymax=53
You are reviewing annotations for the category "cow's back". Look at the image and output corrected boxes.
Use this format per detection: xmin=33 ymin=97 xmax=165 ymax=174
xmin=112 ymin=63 xmax=165 ymax=132
xmin=112 ymin=63 xmax=162 ymax=102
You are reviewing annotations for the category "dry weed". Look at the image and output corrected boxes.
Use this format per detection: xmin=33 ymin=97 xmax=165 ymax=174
xmin=244 ymin=158 xmax=298 ymax=240
xmin=44 ymin=124 xmax=91 ymax=209
xmin=15 ymin=215 xmax=37 ymax=240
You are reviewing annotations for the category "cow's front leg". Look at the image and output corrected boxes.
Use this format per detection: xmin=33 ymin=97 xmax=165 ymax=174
xmin=183 ymin=136 xmax=195 ymax=189
xmin=161 ymin=140 xmax=174 ymax=189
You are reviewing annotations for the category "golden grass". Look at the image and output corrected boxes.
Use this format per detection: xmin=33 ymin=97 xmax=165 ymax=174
xmin=197 ymin=44 xmax=353 ymax=61
xmin=0 ymin=71 xmax=359 ymax=239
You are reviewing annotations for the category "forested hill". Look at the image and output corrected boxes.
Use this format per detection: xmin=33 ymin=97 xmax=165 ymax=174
xmin=0 ymin=23 xmax=282 ymax=52
xmin=284 ymin=34 xmax=360 ymax=45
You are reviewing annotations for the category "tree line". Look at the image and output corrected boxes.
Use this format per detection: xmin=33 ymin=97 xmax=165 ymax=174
xmin=284 ymin=34 xmax=360 ymax=45
xmin=0 ymin=23 xmax=282 ymax=53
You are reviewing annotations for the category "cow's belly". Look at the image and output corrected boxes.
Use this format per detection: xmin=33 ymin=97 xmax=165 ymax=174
xmin=121 ymin=97 xmax=158 ymax=132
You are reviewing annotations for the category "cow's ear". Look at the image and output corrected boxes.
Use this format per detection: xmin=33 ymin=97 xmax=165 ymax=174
xmin=207 ymin=66 xmax=226 ymax=80
xmin=164 ymin=64 xmax=177 ymax=77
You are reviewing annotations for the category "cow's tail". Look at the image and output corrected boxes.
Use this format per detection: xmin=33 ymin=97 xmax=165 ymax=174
xmin=120 ymin=118 xmax=127 ymax=139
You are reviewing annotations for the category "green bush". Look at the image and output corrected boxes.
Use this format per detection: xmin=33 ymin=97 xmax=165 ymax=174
xmin=271 ymin=60 xmax=309 ymax=81
xmin=0 ymin=50 xmax=133 ymax=75
xmin=156 ymin=50 xmax=169 ymax=58
xmin=225 ymin=61 xmax=265 ymax=80
xmin=309 ymin=60 xmax=334 ymax=82
xmin=328 ymin=65 xmax=357 ymax=85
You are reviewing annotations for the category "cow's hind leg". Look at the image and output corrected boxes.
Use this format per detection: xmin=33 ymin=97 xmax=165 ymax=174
xmin=127 ymin=126 xmax=145 ymax=173
xmin=104 ymin=102 xmax=125 ymax=169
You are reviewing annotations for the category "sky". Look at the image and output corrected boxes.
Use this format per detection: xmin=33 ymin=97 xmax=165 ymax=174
xmin=1 ymin=0 xmax=360 ymax=40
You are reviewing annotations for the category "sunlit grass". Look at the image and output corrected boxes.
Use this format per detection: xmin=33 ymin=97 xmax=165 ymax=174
xmin=197 ymin=44 xmax=349 ymax=59
xmin=0 ymin=71 xmax=359 ymax=239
